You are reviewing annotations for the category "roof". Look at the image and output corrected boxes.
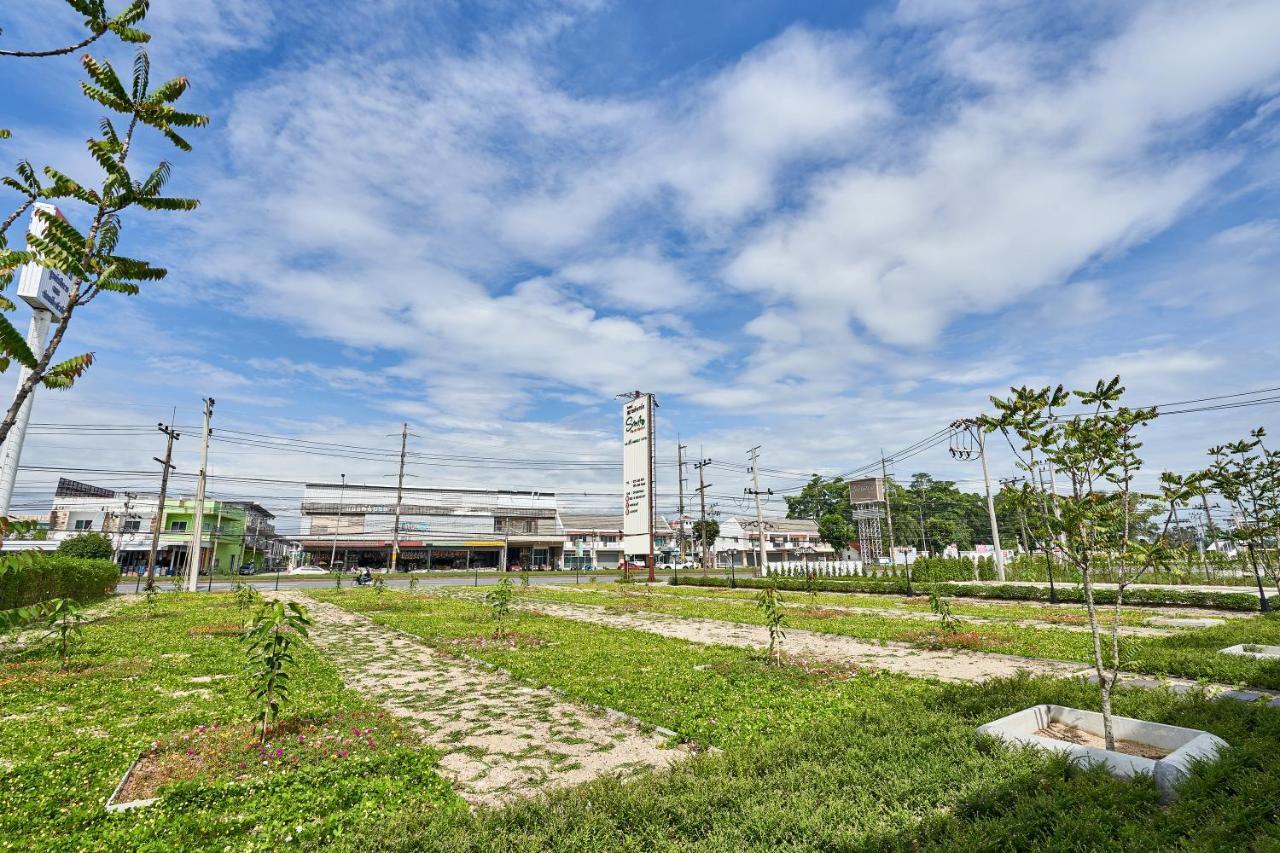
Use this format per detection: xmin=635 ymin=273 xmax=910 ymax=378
xmin=733 ymin=517 xmax=820 ymax=533
xmin=561 ymin=513 xmax=673 ymax=532
xmin=304 ymin=482 xmax=556 ymax=497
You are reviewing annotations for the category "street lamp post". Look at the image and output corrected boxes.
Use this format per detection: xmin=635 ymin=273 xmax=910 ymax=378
xmin=329 ymin=474 xmax=346 ymax=572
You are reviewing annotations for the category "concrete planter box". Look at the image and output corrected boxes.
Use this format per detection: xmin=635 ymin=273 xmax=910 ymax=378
xmin=1220 ymin=643 xmax=1280 ymax=660
xmin=977 ymin=704 xmax=1226 ymax=802
xmin=104 ymin=753 xmax=156 ymax=812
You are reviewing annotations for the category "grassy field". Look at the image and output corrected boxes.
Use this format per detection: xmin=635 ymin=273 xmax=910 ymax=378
xmin=0 ymin=594 xmax=460 ymax=850
xmin=510 ymin=584 xmax=1280 ymax=689
xmin=7 ymin=588 xmax=1280 ymax=850
xmin=319 ymin=589 xmax=1280 ymax=850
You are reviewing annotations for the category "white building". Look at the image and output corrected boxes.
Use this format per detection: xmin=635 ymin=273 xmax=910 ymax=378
xmin=560 ymin=514 xmax=676 ymax=568
xmin=712 ymin=517 xmax=834 ymax=567
xmin=299 ymin=482 xmax=565 ymax=570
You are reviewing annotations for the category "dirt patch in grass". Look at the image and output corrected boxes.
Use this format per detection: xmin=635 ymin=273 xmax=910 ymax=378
xmin=905 ymin=630 xmax=992 ymax=651
xmin=187 ymin=623 xmax=243 ymax=637
xmin=1034 ymin=721 xmax=1170 ymax=760
xmin=700 ymin=654 xmax=862 ymax=682
xmin=446 ymin=632 xmax=546 ymax=651
xmin=1039 ymin=613 xmax=1087 ymax=625
xmin=115 ymin=711 xmax=408 ymax=803
xmin=0 ymin=656 xmax=151 ymax=688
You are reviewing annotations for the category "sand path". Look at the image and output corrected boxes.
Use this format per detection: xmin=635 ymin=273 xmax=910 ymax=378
xmin=530 ymin=587 xmax=1179 ymax=638
xmin=508 ymin=597 xmax=1083 ymax=683
xmin=278 ymin=592 xmax=685 ymax=808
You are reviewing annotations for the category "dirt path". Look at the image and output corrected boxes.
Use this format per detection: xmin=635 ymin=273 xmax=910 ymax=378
xmin=509 ymin=597 xmax=1083 ymax=683
xmin=280 ymin=593 xmax=686 ymax=808
xmin=532 ymin=587 xmax=1178 ymax=638
xmin=507 ymin=597 xmax=1280 ymax=704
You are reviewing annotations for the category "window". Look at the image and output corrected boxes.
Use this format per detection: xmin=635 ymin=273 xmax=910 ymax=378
xmin=169 ymin=520 xmax=188 ymax=532
xmin=73 ymin=519 xmax=94 ymax=531
xmin=123 ymin=518 xmax=142 ymax=533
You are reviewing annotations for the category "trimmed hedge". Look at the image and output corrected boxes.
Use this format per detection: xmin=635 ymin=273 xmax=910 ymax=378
xmin=0 ymin=553 xmax=119 ymax=609
xmin=933 ymin=582 xmax=1262 ymax=612
xmin=669 ymin=574 xmax=1261 ymax=611
xmin=670 ymin=575 xmax=911 ymax=595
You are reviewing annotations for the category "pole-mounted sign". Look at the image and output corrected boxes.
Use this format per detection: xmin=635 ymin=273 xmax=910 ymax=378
xmin=0 ymin=203 xmax=70 ymax=517
xmin=621 ymin=392 xmax=655 ymax=568
xmin=16 ymin=202 xmax=71 ymax=318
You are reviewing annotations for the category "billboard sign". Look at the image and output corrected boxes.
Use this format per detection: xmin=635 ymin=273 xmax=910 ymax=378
xmin=16 ymin=203 xmax=71 ymax=317
xmin=622 ymin=394 xmax=654 ymax=554
xmin=848 ymin=476 xmax=885 ymax=504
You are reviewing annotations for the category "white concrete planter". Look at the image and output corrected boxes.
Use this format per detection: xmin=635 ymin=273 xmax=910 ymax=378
xmin=977 ymin=704 xmax=1226 ymax=802
xmin=1220 ymin=643 xmax=1280 ymax=660
xmin=104 ymin=752 xmax=156 ymax=812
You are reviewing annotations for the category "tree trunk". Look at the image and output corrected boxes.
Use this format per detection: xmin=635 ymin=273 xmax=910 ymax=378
xmin=1080 ymin=562 xmax=1115 ymax=750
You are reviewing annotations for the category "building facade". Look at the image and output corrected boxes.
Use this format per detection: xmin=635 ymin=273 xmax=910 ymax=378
xmin=299 ymin=483 xmax=565 ymax=570
xmin=561 ymin=514 xmax=676 ymax=569
xmin=712 ymin=517 xmax=834 ymax=567
xmin=43 ymin=478 xmax=274 ymax=574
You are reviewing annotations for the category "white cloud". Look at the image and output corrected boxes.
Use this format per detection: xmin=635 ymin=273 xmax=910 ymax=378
xmin=725 ymin=0 xmax=1280 ymax=351
xmin=558 ymin=249 xmax=699 ymax=311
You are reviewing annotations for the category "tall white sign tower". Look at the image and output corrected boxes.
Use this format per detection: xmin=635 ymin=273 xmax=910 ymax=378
xmin=0 ymin=203 xmax=72 ymax=516
xmin=621 ymin=392 xmax=656 ymax=581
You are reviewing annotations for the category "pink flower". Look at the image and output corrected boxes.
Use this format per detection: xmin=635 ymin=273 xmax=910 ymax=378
xmin=196 ymin=725 xmax=206 ymax=733
xmin=297 ymin=736 xmax=305 ymax=743
xmin=238 ymin=762 xmax=246 ymax=769
xmin=339 ymin=750 xmax=348 ymax=758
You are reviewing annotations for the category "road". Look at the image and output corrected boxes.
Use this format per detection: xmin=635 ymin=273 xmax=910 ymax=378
xmin=199 ymin=571 xmax=684 ymax=593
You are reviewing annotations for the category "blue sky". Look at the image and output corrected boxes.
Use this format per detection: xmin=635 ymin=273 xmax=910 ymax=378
xmin=1 ymin=0 xmax=1278 ymax=525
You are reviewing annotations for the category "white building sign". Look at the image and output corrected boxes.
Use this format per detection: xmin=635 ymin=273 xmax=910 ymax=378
xmin=16 ymin=203 xmax=72 ymax=317
xmin=621 ymin=394 xmax=654 ymax=555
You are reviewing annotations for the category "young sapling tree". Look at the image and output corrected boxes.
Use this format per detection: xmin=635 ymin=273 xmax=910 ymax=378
xmin=756 ymin=583 xmax=785 ymax=663
xmin=242 ymin=599 xmax=311 ymax=741
xmin=983 ymin=377 xmax=1172 ymax=751
xmin=486 ymin=577 xmax=514 ymax=638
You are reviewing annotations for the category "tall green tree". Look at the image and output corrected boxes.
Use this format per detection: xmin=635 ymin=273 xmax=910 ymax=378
xmin=1201 ymin=428 xmax=1278 ymax=606
xmin=983 ymin=377 xmax=1173 ymax=751
xmin=0 ymin=3 xmax=206 ymax=446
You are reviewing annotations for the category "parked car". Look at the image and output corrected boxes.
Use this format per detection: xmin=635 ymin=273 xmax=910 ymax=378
xmin=238 ymin=562 xmax=256 ymax=575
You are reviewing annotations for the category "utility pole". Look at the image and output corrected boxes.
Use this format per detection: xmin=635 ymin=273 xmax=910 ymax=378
xmin=881 ymin=453 xmax=897 ymax=570
xmin=746 ymin=446 xmax=771 ymax=576
xmin=144 ymin=422 xmax=179 ymax=593
xmin=186 ymin=398 xmax=214 ymax=592
xmin=694 ymin=454 xmax=712 ymax=573
xmin=952 ymin=419 xmax=1007 ymax=581
xmin=330 ymin=473 xmax=346 ymax=569
xmin=112 ymin=491 xmax=137 ymax=566
xmin=914 ymin=478 xmax=928 ymax=556
xmin=207 ymin=502 xmax=222 ymax=592
xmin=676 ymin=440 xmax=688 ymax=564
xmin=390 ymin=423 xmax=408 ymax=574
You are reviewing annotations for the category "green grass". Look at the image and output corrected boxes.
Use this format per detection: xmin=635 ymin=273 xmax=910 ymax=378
xmin=10 ymin=589 xmax=1280 ymax=850
xmin=0 ymin=593 xmax=460 ymax=851
xmin=547 ymin=579 xmax=1160 ymax=626
xmin=317 ymin=589 xmax=1280 ymax=850
xmin=511 ymin=584 xmax=1280 ymax=689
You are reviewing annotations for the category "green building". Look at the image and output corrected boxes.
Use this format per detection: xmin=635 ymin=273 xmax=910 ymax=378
xmin=158 ymin=499 xmax=247 ymax=574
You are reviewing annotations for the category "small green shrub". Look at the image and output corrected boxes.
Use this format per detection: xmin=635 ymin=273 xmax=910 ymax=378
xmin=0 ymin=552 xmax=119 ymax=609
xmin=486 ymin=577 xmax=514 ymax=637
xmin=55 ymin=532 xmax=113 ymax=560
xmin=242 ymin=599 xmax=312 ymax=740
xmin=756 ymin=584 xmax=785 ymax=663
xmin=928 ymin=588 xmax=959 ymax=634
xmin=42 ymin=598 xmax=85 ymax=669
xmin=935 ymin=582 xmax=1260 ymax=611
